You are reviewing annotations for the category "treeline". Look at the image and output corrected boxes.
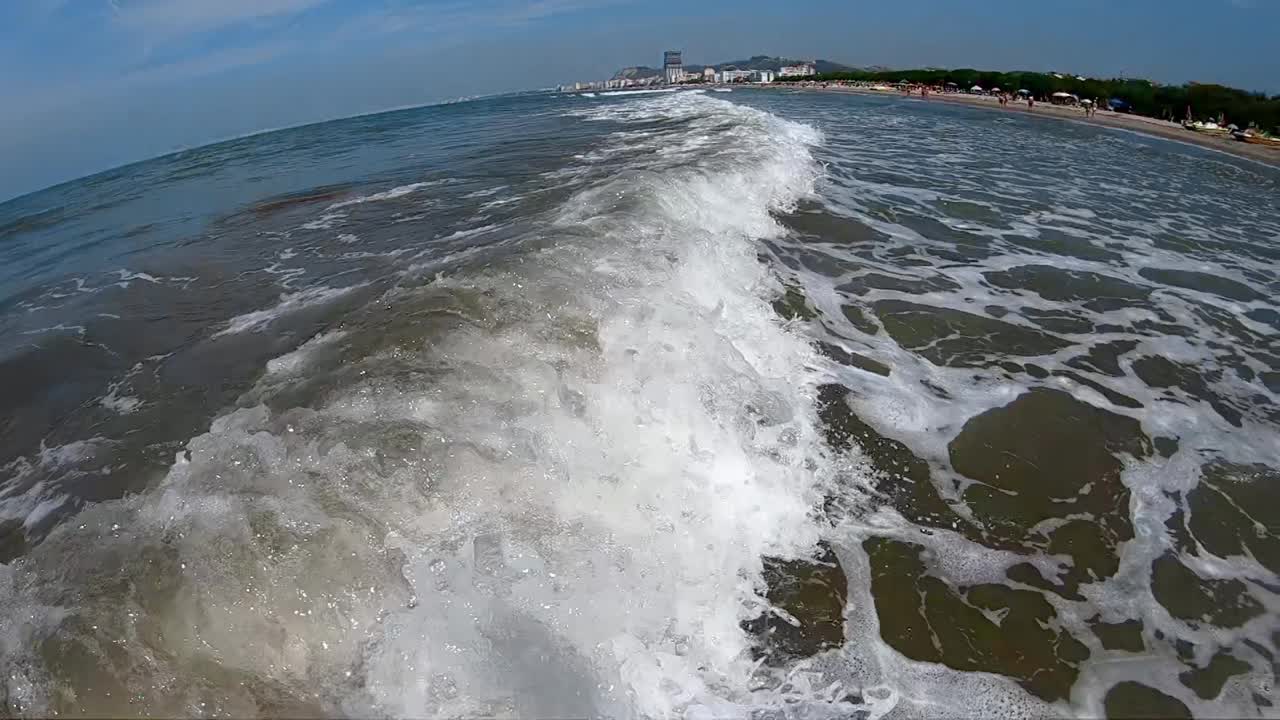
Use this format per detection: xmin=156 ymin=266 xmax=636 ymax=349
xmin=788 ymin=68 xmax=1280 ymax=134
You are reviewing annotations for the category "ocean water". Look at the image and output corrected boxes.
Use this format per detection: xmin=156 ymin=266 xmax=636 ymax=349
xmin=0 ymin=89 xmax=1277 ymax=718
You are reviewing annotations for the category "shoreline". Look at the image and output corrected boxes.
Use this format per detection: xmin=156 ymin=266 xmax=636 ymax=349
xmin=777 ymin=85 xmax=1280 ymax=170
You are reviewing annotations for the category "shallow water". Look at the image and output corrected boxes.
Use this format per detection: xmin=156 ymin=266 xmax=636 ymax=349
xmin=0 ymin=89 xmax=1277 ymax=718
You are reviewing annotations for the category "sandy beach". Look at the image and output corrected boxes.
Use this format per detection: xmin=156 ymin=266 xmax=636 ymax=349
xmin=788 ymin=85 xmax=1280 ymax=169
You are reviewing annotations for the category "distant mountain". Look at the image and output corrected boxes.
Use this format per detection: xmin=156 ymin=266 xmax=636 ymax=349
xmin=612 ymin=66 xmax=662 ymax=80
xmin=816 ymin=60 xmax=860 ymax=74
xmin=709 ymin=55 xmax=856 ymax=74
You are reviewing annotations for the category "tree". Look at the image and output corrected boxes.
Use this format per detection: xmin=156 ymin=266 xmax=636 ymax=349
xmin=797 ymin=67 xmax=1280 ymax=134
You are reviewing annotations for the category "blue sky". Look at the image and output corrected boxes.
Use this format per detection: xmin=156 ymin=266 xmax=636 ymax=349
xmin=2 ymin=0 xmax=1277 ymax=201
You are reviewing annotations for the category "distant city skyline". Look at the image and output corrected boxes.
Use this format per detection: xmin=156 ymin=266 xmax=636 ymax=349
xmin=2 ymin=0 xmax=1277 ymax=202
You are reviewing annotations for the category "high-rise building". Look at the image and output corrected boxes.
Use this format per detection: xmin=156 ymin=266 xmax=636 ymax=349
xmin=664 ymin=50 xmax=683 ymax=84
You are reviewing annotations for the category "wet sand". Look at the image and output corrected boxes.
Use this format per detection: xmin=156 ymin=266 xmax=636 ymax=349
xmin=795 ymin=85 xmax=1280 ymax=169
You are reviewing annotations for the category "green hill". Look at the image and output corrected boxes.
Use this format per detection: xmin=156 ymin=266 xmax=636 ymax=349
xmin=612 ymin=66 xmax=662 ymax=80
xmin=710 ymin=55 xmax=855 ymax=74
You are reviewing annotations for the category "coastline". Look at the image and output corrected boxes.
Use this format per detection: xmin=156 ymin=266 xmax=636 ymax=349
xmin=778 ymin=85 xmax=1280 ymax=170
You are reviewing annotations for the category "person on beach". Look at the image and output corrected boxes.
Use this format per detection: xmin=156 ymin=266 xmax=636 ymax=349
xmin=1028 ymin=96 xmax=1035 ymax=111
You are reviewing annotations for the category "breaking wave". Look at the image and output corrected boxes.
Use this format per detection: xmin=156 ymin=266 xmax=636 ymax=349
xmin=0 ymin=94 xmax=868 ymax=718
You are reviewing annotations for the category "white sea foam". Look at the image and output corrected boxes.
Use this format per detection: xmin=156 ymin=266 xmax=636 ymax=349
xmin=405 ymin=224 xmax=503 ymax=261
xmin=115 ymin=269 xmax=161 ymax=284
xmin=596 ymin=88 xmax=680 ymax=97
xmin=99 ymin=391 xmax=141 ymax=415
xmin=461 ymin=185 xmax=509 ymax=199
xmin=0 ymin=93 xmax=861 ymax=719
xmin=481 ymin=193 xmax=524 ymax=210
xmin=301 ymin=212 xmax=347 ymax=230
xmin=770 ymin=92 xmax=1280 ymax=718
xmin=19 ymin=323 xmax=85 ymax=337
xmin=97 ymin=362 xmax=150 ymax=415
xmin=0 ymin=438 xmax=103 ymax=533
xmin=263 ymin=329 xmax=348 ymax=376
xmin=5 ymin=89 xmax=1277 ymax=720
xmin=214 ymin=285 xmax=359 ymax=337
xmin=325 ymin=180 xmax=447 ymax=210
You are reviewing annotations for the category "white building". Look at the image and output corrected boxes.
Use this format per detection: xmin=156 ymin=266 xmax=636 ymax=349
xmin=703 ymin=67 xmax=716 ymax=82
xmin=720 ymin=69 xmax=753 ymax=83
xmin=779 ymin=64 xmax=815 ymax=78
xmin=664 ymin=50 xmax=683 ymax=84
xmin=754 ymin=70 xmax=775 ymax=84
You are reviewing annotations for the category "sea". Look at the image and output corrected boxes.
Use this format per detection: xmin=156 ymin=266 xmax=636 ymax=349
xmin=0 ymin=88 xmax=1277 ymax=719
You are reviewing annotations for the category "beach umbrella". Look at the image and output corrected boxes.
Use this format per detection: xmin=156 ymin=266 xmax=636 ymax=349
xmin=990 ymin=87 xmax=1001 ymax=93
xmin=971 ymin=85 xmax=984 ymax=93
xmin=1017 ymin=89 xmax=1030 ymax=96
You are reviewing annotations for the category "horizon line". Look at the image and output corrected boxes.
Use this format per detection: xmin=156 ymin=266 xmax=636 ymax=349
xmin=5 ymin=58 xmax=1276 ymax=206
xmin=0 ymin=88 xmax=551 ymax=209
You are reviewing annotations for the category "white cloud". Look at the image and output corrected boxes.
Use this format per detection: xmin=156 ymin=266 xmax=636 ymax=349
xmin=123 ymin=41 xmax=295 ymax=83
xmin=341 ymin=0 xmax=630 ymax=37
xmin=507 ymin=0 xmax=627 ymax=22
xmin=1 ymin=38 xmax=294 ymax=124
xmin=111 ymin=0 xmax=331 ymax=38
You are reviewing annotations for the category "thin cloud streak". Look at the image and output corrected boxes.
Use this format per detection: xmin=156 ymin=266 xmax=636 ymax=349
xmin=1 ymin=40 xmax=295 ymax=123
xmin=340 ymin=0 xmax=632 ymax=37
xmin=109 ymin=0 xmax=331 ymax=39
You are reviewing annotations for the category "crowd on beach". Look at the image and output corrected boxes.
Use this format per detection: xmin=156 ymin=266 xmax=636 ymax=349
xmin=786 ymin=79 xmax=1105 ymax=117
xmin=766 ymin=79 xmax=1280 ymax=165
xmin=988 ymin=88 xmax=1101 ymax=116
